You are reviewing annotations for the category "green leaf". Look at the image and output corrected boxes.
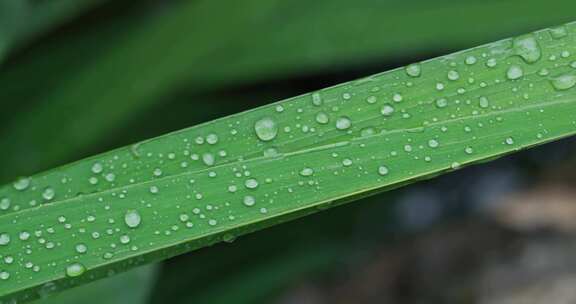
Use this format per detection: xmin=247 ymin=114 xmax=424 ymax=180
xmin=3 ymin=0 xmax=576 ymax=181
xmin=2 ymin=21 xmax=576 ymax=302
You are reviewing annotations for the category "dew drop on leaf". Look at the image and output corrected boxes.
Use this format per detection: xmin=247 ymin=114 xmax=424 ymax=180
xmin=66 ymin=263 xmax=86 ymax=277
xmin=335 ymin=117 xmax=352 ymax=130
xmin=506 ymin=65 xmax=524 ymax=80
xmin=551 ymin=74 xmax=576 ymax=90
xmin=254 ymin=117 xmax=278 ymax=141
xmin=13 ymin=177 xmax=30 ymax=191
xmin=513 ymin=35 xmax=541 ymax=63
xmin=405 ymin=63 xmax=421 ymax=77
xmin=124 ymin=210 xmax=142 ymax=228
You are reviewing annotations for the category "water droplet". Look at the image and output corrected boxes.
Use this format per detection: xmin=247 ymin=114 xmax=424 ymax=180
xmin=124 ymin=210 xmax=142 ymax=228
xmin=392 ymin=93 xmax=403 ymax=102
xmin=479 ymin=96 xmax=490 ymax=108
xmin=91 ymin=162 xmax=103 ymax=174
xmin=377 ymin=166 xmax=389 ymax=176
xmin=428 ymin=139 xmax=439 ymax=148
xmin=243 ymin=196 xmax=256 ymax=207
xmin=13 ymin=177 xmax=30 ymax=191
xmin=335 ymin=117 xmax=352 ymax=130
xmin=513 ymin=35 xmax=541 ymax=63
xmin=0 ymin=271 xmax=9 ymax=280
xmin=120 ymin=235 xmax=131 ymax=244
xmin=506 ymin=65 xmax=524 ymax=80
xmin=206 ymin=133 xmax=219 ymax=145
xmin=42 ymin=187 xmax=55 ymax=201
xmin=0 ymin=233 xmax=10 ymax=246
xmin=75 ymin=244 xmax=88 ymax=254
xmin=66 ymin=263 xmax=86 ymax=277
xmin=447 ymin=70 xmax=460 ymax=81
xmin=315 ymin=112 xmax=329 ymax=124
xmin=0 ymin=198 xmax=10 ymax=210
xmin=550 ymin=26 xmax=568 ymax=39
xmin=405 ymin=63 xmax=421 ymax=77
xmin=245 ymin=178 xmax=259 ymax=189
xmin=465 ymin=56 xmax=477 ymax=65
xmin=254 ymin=117 xmax=278 ymax=141
xmin=149 ymin=186 xmax=159 ymax=194
xmin=505 ymin=137 xmax=515 ymax=145
xmin=435 ymin=98 xmax=448 ymax=108
xmin=551 ymin=74 xmax=576 ymax=90
xmin=300 ymin=167 xmax=314 ymax=177
xmin=311 ymin=92 xmax=322 ymax=106
xmin=381 ymin=104 xmax=395 ymax=116
xmin=200 ymin=153 xmax=214 ymax=166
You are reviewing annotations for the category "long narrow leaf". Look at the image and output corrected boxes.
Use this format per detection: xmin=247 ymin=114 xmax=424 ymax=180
xmin=2 ymin=21 xmax=576 ymax=302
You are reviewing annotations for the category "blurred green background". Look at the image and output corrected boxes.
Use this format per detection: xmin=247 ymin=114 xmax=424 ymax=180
xmin=3 ymin=1 xmax=576 ymax=303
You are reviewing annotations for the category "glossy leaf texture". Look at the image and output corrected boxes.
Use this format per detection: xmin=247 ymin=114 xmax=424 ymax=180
xmin=2 ymin=21 xmax=576 ymax=302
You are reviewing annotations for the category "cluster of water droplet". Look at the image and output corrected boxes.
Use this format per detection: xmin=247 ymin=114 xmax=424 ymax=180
xmin=1 ymin=23 xmax=576 ymax=303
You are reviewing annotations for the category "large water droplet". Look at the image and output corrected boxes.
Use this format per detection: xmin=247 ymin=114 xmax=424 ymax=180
xmin=300 ymin=167 xmax=314 ymax=177
xmin=13 ymin=177 xmax=31 ymax=191
xmin=377 ymin=166 xmax=389 ymax=176
xmin=66 ymin=263 xmax=86 ymax=277
xmin=405 ymin=63 xmax=421 ymax=77
xmin=254 ymin=117 xmax=278 ymax=141
xmin=243 ymin=196 xmax=256 ymax=207
xmin=513 ymin=35 xmax=541 ymax=63
xmin=124 ymin=210 xmax=142 ymax=228
xmin=381 ymin=104 xmax=395 ymax=116
xmin=551 ymin=74 xmax=576 ymax=90
xmin=315 ymin=112 xmax=329 ymax=124
xmin=0 ymin=233 xmax=10 ymax=246
xmin=335 ymin=117 xmax=352 ymax=130
xmin=42 ymin=187 xmax=55 ymax=201
xmin=506 ymin=66 xmax=524 ymax=80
